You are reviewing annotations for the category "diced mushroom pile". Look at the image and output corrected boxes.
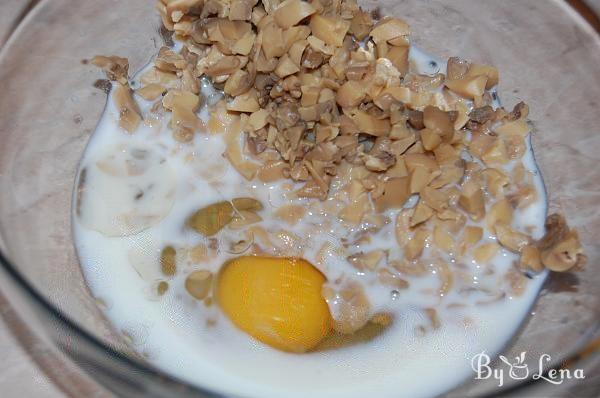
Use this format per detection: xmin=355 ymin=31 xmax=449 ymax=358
xmin=93 ymin=0 xmax=586 ymax=304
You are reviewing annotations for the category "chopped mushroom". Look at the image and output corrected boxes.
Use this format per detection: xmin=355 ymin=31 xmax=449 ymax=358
xmin=349 ymin=9 xmax=374 ymax=40
xmin=113 ymin=83 xmax=142 ymax=133
xmin=155 ymin=46 xmax=187 ymax=72
xmin=423 ymin=106 xmax=453 ymax=140
xmin=137 ymin=83 xmax=167 ymax=101
xmin=126 ymin=0 xmax=588 ymax=320
xmin=229 ymin=0 xmax=258 ymax=21
xmin=91 ymin=55 xmax=129 ymax=84
xmin=495 ymin=224 xmax=530 ymax=253
xmin=309 ymin=14 xmax=351 ymax=47
xmin=519 ymin=245 xmax=543 ymax=273
xmin=445 ymin=75 xmax=488 ymax=100
xmin=469 ymin=106 xmax=494 ymax=124
xmin=185 ymin=270 xmax=213 ymax=300
xmin=370 ymin=17 xmax=410 ymax=44
xmin=163 ymin=89 xmax=201 ymax=141
xmin=274 ymin=0 xmax=316 ymax=28
xmin=374 ymin=177 xmax=410 ymax=212
xmin=336 ymin=80 xmax=367 ymax=108
xmin=459 ymin=180 xmax=485 ymax=221
xmin=446 ymin=57 xmax=470 ymax=80
xmin=364 ymin=137 xmax=396 ymax=171
xmin=323 ymin=282 xmax=371 ymax=335
xmin=466 ymin=63 xmax=499 ymax=89
xmin=347 ymin=250 xmax=386 ymax=272
xmin=224 ymin=69 xmax=255 ymax=96
xmin=537 ymin=214 xmax=587 ymax=272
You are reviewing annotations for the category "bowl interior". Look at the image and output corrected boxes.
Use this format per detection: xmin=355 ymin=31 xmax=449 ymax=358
xmin=0 ymin=0 xmax=598 ymax=396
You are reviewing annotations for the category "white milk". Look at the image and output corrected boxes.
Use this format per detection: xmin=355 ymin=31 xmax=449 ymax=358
xmin=73 ymin=47 xmax=548 ymax=398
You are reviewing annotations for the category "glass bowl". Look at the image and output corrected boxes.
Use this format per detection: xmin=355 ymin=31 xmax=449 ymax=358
xmin=0 ymin=0 xmax=598 ymax=397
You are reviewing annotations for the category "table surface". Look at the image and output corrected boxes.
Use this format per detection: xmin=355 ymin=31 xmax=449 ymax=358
xmin=0 ymin=1 xmax=598 ymax=397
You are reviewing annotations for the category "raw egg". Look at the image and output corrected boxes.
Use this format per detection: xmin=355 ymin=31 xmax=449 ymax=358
xmin=216 ymin=256 xmax=332 ymax=353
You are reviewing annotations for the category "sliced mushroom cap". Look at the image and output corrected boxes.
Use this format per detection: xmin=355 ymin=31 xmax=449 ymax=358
xmin=77 ymin=145 xmax=176 ymax=237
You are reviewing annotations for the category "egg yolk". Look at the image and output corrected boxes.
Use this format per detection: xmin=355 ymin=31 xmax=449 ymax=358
xmin=216 ymin=256 xmax=333 ymax=353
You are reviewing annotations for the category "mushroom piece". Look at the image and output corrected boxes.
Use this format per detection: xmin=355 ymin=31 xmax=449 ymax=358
xmin=187 ymin=201 xmax=235 ymax=236
xmin=420 ymin=186 xmax=449 ymax=213
xmin=423 ymin=106 xmax=453 ymax=141
xmin=91 ymin=55 xmax=129 ymax=84
xmin=404 ymin=153 xmax=439 ymax=174
xmin=185 ymin=270 xmax=214 ymax=300
xmin=137 ymin=84 xmax=167 ymax=101
xmin=433 ymin=224 xmax=455 ymax=254
xmin=404 ymin=229 xmax=429 ymax=261
xmin=274 ymin=54 xmax=300 ymax=78
xmin=410 ymin=200 xmax=434 ymax=227
xmin=446 ymin=57 xmax=470 ymax=80
xmin=370 ymin=17 xmax=410 ymax=44
xmin=155 ymin=46 xmax=187 ymax=72
xmin=537 ymin=214 xmax=587 ymax=272
xmin=323 ymin=282 xmax=371 ymax=335
xmin=407 ymin=109 xmax=424 ymax=129
xmin=519 ymin=245 xmax=543 ymax=273
xmin=348 ymin=109 xmax=391 ymax=137
xmin=349 ymin=9 xmax=374 ymax=40
xmin=469 ymin=106 xmax=495 ymax=124
xmin=495 ymin=224 xmax=530 ymax=253
xmin=507 ymin=101 xmax=530 ymax=121
xmin=409 ymin=166 xmax=433 ymax=194
xmin=160 ymin=246 xmax=177 ymax=276
xmin=204 ymin=56 xmax=244 ymax=78
xmin=541 ymin=231 xmax=586 ymax=272
xmin=347 ymin=251 xmax=386 ymax=272
xmin=224 ymin=122 xmax=261 ymax=179
xmin=336 ymin=80 xmax=367 ymax=108
xmin=473 ymin=242 xmax=500 ymax=263
xmin=274 ymin=0 xmax=316 ymax=28
xmin=163 ymin=89 xmax=201 ymax=140
xmin=140 ymin=67 xmax=179 ymax=88
xmin=229 ymin=210 xmax=263 ymax=229
xmin=486 ymin=199 xmax=513 ymax=231
xmin=481 ymin=138 xmax=510 ymax=165
xmin=385 ymin=45 xmax=409 ymax=77
xmin=364 ymin=137 xmax=396 ymax=172
xmin=466 ymin=63 xmax=499 ymax=89
xmin=495 ymin=119 xmax=531 ymax=137
xmin=113 ymin=83 xmax=142 ymax=133
xmin=224 ymin=69 xmax=254 ymax=96
xmin=227 ymin=89 xmax=260 ymax=112
xmin=459 ymin=180 xmax=485 ymax=221
xmin=302 ymin=46 xmax=325 ymax=69
xmin=309 ymin=14 xmax=351 ymax=47
xmin=460 ymin=226 xmax=483 ymax=254
xmin=374 ymin=177 xmax=410 ymax=212
xmin=166 ymin=0 xmax=204 ymax=22
xmin=229 ymin=0 xmax=258 ymax=21
xmin=445 ymin=75 xmax=488 ymax=100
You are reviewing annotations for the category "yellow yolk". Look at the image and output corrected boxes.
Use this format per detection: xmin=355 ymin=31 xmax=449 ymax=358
xmin=216 ymin=256 xmax=333 ymax=353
